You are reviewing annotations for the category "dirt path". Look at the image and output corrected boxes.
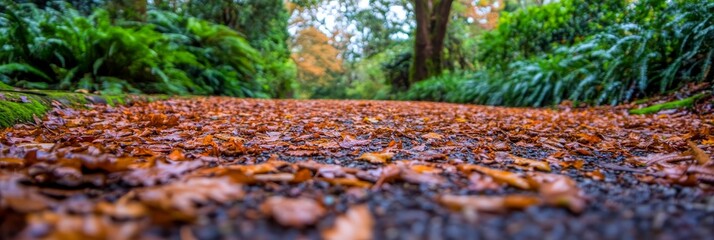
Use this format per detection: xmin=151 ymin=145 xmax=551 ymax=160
xmin=1 ymin=97 xmax=712 ymax=239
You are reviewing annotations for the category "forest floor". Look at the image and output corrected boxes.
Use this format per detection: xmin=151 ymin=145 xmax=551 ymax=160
xmin=1 ymin=97 xmax=713 ymax=239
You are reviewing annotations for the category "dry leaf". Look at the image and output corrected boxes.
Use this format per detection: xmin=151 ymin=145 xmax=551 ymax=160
xmin=322 ymin=205 xmax=373 ymax=240
xmin=356 ymin=152 xmax=394 ymax=164
xmin=688 ymin=141 xmax=711 ymax=165
xmin=422 ymin=132 xmax=444 ymax=140
xmin=439 ymin=194 xmax=540 ymax=212
xmin=459 ymin=164 xmax=531 ymax=189
xmin=261 ymin=197 xmax=326 ymax=228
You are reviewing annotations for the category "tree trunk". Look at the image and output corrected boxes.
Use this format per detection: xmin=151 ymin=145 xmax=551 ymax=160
xmin=410 ymin=0 xmax=453 ymax=84
xmin=108 ymin=0 xmax=147 ymax=21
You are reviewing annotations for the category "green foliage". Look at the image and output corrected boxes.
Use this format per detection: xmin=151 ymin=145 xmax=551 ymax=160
xmin=178 ymin=0 xmax=296 ymax=98
xmin=0 ymin=2 xmax=265 ymax=97
xmin=407 ymin=0 xmax=714 ymax=107
xmin=236 ymin=0 xmax=296 ymax=98
xmin=477 ymin=0 xmax=627 ymax=71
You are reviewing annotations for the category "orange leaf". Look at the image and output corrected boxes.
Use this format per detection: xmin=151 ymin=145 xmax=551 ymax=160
xmin=439 ymin=194 xmax=539 ymax=212
xmin=499 ymin=152 xmax=551 ymax=171
xmin=167 ymin=149 xmax=186 ymax=161
xmin=322 ymin=205 xmax=373 ymax=240
xmin=459 ymin=164 xmax=531 ymax=189
xmin=320 ymin=177 xmax=373 ymax=188
xmin=688 ymin=140 xmax=711 ymax=165
xmin=422 ymin=132 xmax=444 ymax=140
xmin=356 ymin=152 xmax=394 ymax=164
xmin=0 ymin=157 xmax=24 ymax=169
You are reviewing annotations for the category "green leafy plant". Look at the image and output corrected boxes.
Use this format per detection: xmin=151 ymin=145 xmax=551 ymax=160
xmin=406 ymin=0 xmax=713 ymax=107
xmin=0 ymin=2 xmax=266 ymax=97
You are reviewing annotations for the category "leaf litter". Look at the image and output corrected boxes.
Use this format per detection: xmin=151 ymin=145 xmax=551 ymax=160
xmin=0 ymin=97 xmax=712 ymax=239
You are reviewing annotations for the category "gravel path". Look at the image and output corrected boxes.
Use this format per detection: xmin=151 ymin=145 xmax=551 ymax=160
xmin=1 ymin=97 xmax=712 ymax=239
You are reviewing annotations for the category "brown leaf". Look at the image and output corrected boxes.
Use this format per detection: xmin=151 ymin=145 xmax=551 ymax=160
xmin=24 ymin=211 xmax=143 ymax=239
xmin=422 ymin=132 xmax=444 ymax=140
xmin=496 ymin=152 xmax=551 ymax=171
xmin=0 ymin=157 xmax=24 ymax=169
xmin=320 ymin=177 xmax=373 ymax=188
xmin=340 ymin=134 xmax=370 ymax=148
xmin=439 ymin=194 xmax=540 ymax=212
xmin=356 ymin=152 xmax=394 ymax=164
xmin=137 ymin=177 xmax=243 ymax=218
xmin=688 ymin=140 xmax=711 ymax=165
xmin=253 ymin=173 xmax=295 ymax=182
xmin=585 ymin=169 xmax=605 ymax=181
xmin=458 ymin=164 xmax=531 ymax=189
xmin=168 ymin=149 xmax=186 ymax=161
xmin=322 ymin=205 xmax=373 ymax=240
xmin=576 ymin=133 xmax=601 ymax=144
xmin=291 ymin=168 xmax=313 ymax=183
xmin=227 ymin=160 xmax=288 ymax=175
xmin=529 ymin=173 xmax=586 ymax=213
xmin=261 ymin=197 xmax=325 ymax=228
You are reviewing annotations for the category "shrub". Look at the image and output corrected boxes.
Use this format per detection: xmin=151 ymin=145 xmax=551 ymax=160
xmin=0 ymin=2 xmax=265 ymax=97
xmin=408 ymin=0 xmax=714 ymax=107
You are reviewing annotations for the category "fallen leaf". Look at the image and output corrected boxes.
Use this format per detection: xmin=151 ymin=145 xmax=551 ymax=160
xmin=496 ymin=152 xmax=551 ymax=171
xmin=576 ymin=133 xmax=601 ymax=144
xmin=320 ymin=177 xmax=373 ymax=188
xmin=688 ymin=141 xmax=711 ymax=165
xmin=585 ymin=169 xmax=605 ymax=181
xmin=261 ymin=197 xmax=326 ymax=228
xmin=168 ymin=149 xmax=186 ymax=161
xmin=322 ymin=205 xmax=373 ymax=240
xmin=356 ymin=152 xmax=394 ymax=164
xmin=0 ymin=157 xmax=24 ymax=169
xmin=422 ymin=132 xmax=444 ymax=140
xmin=529 ymin=173 xmax=586 ymax=213
xmin=459 ymin=164 xmax=531 ymax=189
xmin=439 ymin=194 xmax=540 ymax=212
xmin=137 ymin=177 xmax=243 ymax=218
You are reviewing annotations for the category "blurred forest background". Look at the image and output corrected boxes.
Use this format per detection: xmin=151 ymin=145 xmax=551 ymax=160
xmin=0 ymin=0 xmax=712 ymax=106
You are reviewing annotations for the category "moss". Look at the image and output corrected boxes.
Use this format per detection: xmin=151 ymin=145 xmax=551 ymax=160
xmin=43 ymin=91 xmax=89 ymax=107
xmin=0 ymin=90 xmax=167 ymax=128
xmin=103 ymin=95 xmax=126 ymax=106
xmin=0 ymin=82 xmax=13 ymax=90
xmin=0 ymin=94 xmax=49 ymax=127
xmin=629 ymin=93 xmax=706 ymax=115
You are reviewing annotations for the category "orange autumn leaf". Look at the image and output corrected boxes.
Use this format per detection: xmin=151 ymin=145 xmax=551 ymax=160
xmin=458 ymin=164 xmax=531 ymax=189
xmin=586 ymin=169 xmax=605 ymax=181
xmin=439 ymin=194 xmax=540 ymax=212
xmin=167 ymin=149 xmax=186 ymax=161
xmin=576 ymin=133 xmax=602 ymax=144
xmin=409 ymin=164 xmax=442 ymax=174
xmin=422 ymin=132 xmax=444 ymax=140
xmin=0 ymin=157 xmax=24 ymax=169
xmin=688 ymin=140 xmax=711 ymax=165
xmin=498 ymin=152 xmax=551 ymax=172
xmin=356 ymin=152 xmax=394 ymax=164
xmin=320 ymin=177 xmax=373 ymax=188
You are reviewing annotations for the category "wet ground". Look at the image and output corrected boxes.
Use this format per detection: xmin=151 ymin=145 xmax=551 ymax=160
xmin=0 ymin=97 xmax=712 ymax=239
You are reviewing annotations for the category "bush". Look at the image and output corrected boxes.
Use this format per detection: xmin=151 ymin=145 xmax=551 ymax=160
xmin=407 ymin=0 xmax=714 ymax=107
xmin=477 ymin=0 xmax=627 ymax=71
xmin=0 ymin=2 xmax=265 ymax=97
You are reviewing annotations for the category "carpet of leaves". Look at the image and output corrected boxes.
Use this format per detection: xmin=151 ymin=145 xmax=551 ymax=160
xmin=1 ymin=97 xmax=713 ymax=239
